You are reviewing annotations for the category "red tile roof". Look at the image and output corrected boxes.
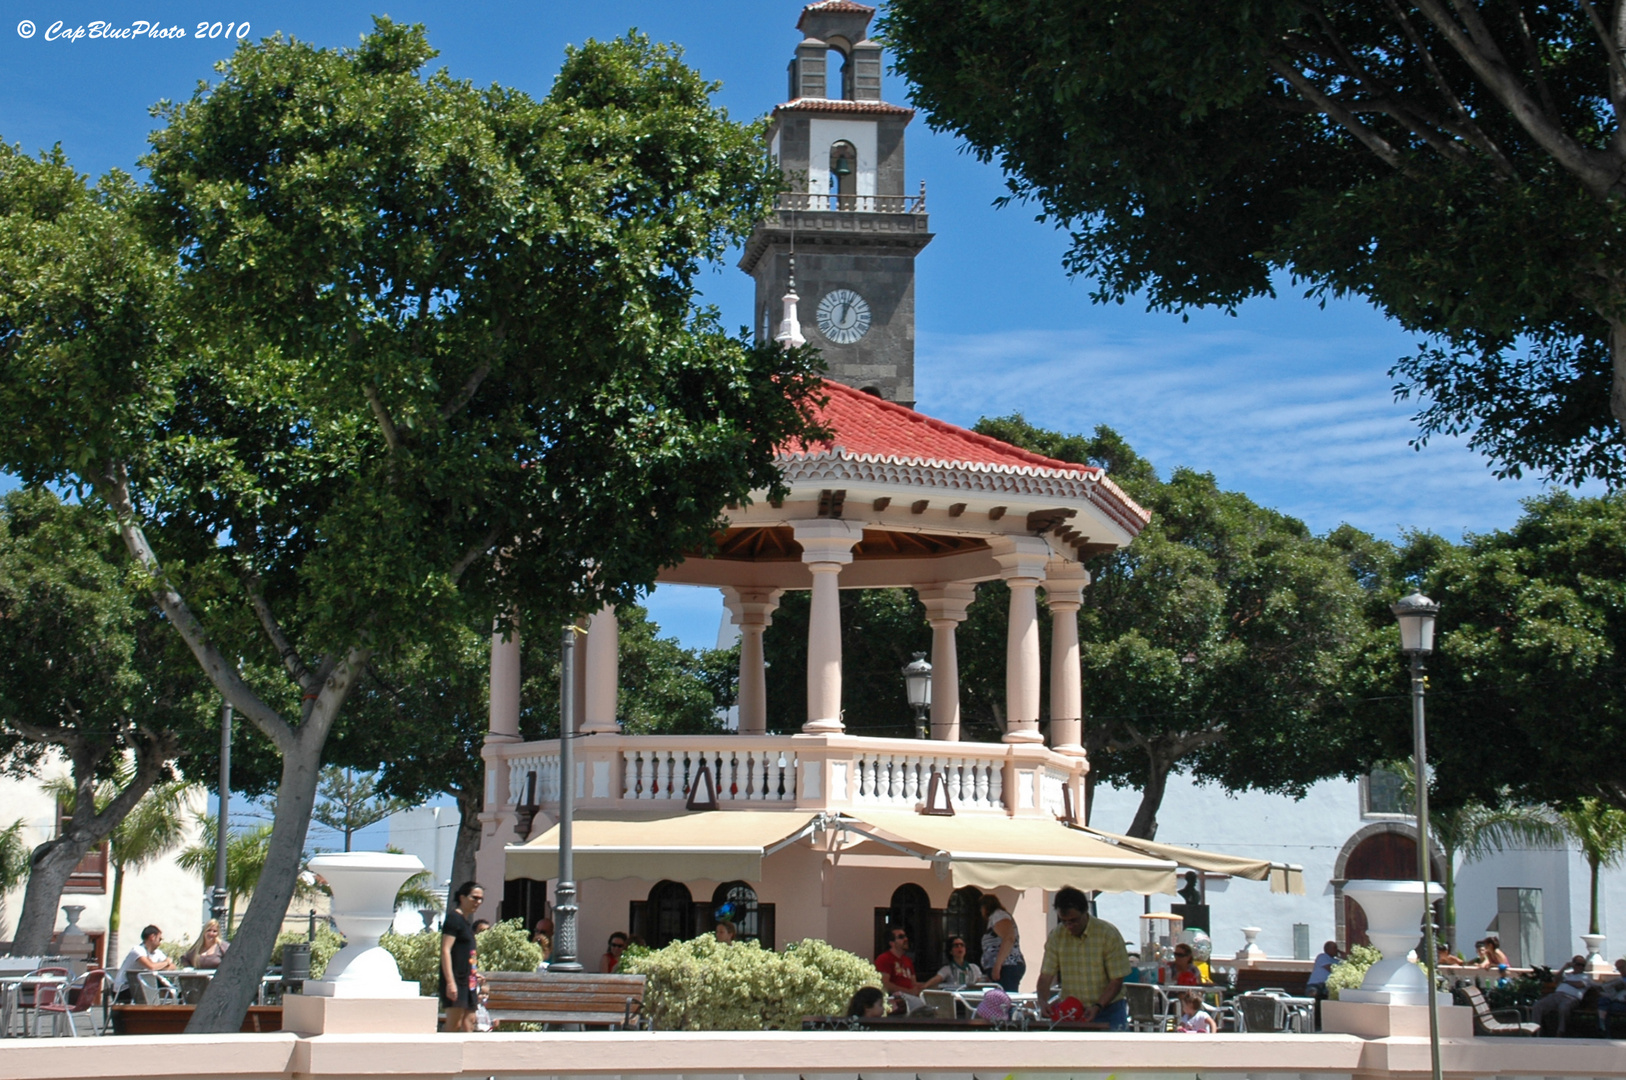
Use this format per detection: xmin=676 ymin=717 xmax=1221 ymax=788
xmin=774 ymin=98 xmax=915 ymax=119
xmin=788 ymin=381 xmax=1095 ymax=475
xmin=798 ymin=1 xmax=876 ymax=30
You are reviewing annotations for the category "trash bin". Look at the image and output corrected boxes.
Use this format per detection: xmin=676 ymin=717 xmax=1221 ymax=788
xmin=281 ymin=942 xmax=311 ymax=996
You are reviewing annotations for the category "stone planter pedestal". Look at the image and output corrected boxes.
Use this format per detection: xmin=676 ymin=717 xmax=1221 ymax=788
xmin=283 ymin=852 xmax=437 ymax=1036
xmin=1323 ymin=879 xmax=1467 ymax=1038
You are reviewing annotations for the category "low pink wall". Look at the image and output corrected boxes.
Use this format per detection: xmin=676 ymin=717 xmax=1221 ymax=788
xmin=6 ymin=1030 xmax=1626 ymax=1080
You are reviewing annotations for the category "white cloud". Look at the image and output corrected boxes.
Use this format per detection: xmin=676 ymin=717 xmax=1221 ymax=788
xmin=917 ymin=326 xmax=1592 ymax=540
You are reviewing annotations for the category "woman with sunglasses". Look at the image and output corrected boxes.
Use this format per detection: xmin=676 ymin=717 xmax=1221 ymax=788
xmin=601 ymin=932 xmax=629 ymax=973
xmin=922 ymin=935 xmax=984 ymax=990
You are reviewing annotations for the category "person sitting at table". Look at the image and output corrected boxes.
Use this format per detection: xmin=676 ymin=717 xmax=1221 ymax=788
xmin=181 ymin=920 xmax=229 ymax=970
xmin=846 ymin=986 xmax=887 ymax=1018
xmin=922 ymin=935 xmax=984 ymax=990
xmin=1170 ymin=943 xmax=1204 ymax=986
xmin=472 ymin=919 xmax=491 ymax=935
xmin=601 ymin=932 xmax=629 ymax=973
xmin=1175 ymin=989 xmax=1217 ymax=1033
xmin=1435 ymin=942 xmax=1463 ymax=966
xmin=1594 ymin=958 xmax=1626 ymax=1033
xmin=1531 ymin=955 xmax=1590 ymax=1036
xmin=876 ymin=927 xmax=924 ymax=1011
xmin=1307 ymin=940 xmax=1340 ymax=999
xmin=1476 ymin=936 xmax=1511 ymax=967
xmin=113 ymin=925 xmax=177 ymax=1003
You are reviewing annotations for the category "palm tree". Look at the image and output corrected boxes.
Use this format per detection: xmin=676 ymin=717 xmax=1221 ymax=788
xmin=1556 ymin=799 xmax=1626 ymax=936
xmin=0 ymin=818 xmax=28 ymax=927
xmin=45 ymin=769 xmax=196 ymax=964
xmin=1391 ymin=761 xmax=1565 ymax=949
xmin=178 ymin=818 xmax=281 ymax=933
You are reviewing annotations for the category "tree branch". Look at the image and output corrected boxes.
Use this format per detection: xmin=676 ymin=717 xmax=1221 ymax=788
xmin=1268 ymin=58 xmax=1408 ymax=169
xmin=244 ymin=571 xmax=317 ymax=693
xmin=89 ymin=462 xmax=297 ymax=754
xmin=1412 ymin=0 xmax=1624 ymax=196
xmin=362 ymin=383 xmax=403 ymax=452
xmin=1579 ymin=0 xmax=1626 ymax=154
xmin=450 ymin=528 xmax=500 ymax=583
xmin=440 ymin=362 xmax=491 ymax=422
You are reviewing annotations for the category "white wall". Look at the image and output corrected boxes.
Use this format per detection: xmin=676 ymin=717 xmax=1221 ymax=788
xmin=1085 ymin=772 xmax=1626 ymax=968
xmin=0 ymin=757 xmax=208 ymax=960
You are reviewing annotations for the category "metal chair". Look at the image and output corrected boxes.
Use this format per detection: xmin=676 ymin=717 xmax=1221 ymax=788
xmin=1237 ymin=992 xmax=1289 ymax=1033
xmin=35 ymin=969 xmax=106 ymax=1037
xmin=1124 ymin=983 xmax=1171 ymax=1031
xmin=12 ymin=967 xmax=68 ymax=1036
xmin=133 ymin=970 xmax=178 ymax=1005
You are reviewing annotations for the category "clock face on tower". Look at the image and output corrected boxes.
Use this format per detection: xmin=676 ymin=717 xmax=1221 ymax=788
xmin=816 ymin=288 xmax=871 ymax=345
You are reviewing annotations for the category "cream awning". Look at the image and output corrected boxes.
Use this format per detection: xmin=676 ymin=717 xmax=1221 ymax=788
xmin=505 ymin=810 xmax=820 ymax=883
xmin=1079 ymin=827 xmax=1307 ymax=895
xmin=841 ymin=811 xmax=1178 ymax=894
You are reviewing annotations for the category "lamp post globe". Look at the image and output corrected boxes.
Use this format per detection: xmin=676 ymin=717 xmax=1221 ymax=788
xmin=1391 ymin=591 xmax=1439 ymax=655
xmin=901 ymin=653 xmax=932 ymax=739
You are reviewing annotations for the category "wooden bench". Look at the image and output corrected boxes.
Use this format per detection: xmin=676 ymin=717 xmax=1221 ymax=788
xmin=109 ymin=1004 xmax=282 ymax=1035
xmin=482 ymin=971 xmax=647 ymax=1030
xmin=1232 ymin=968 xmax=1311 ymax=997
xmin=1460 ymin=986 xmax=1538 ymax=1036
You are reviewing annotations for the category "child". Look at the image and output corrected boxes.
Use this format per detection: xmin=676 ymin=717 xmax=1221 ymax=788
xmin=1175 ymin=990 xmax=1216 ymax=1034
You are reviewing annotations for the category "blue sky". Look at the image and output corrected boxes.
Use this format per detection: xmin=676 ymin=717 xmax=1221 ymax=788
xmin=0 ymin=1 xmax=1592 ymax=650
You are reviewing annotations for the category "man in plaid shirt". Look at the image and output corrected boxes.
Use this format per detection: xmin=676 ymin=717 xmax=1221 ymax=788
xmin=1036 ymin=886 xmax=1132 ymax=1030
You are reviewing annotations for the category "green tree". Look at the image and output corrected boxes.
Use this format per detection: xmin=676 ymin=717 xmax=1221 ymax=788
xmin=335 ymin=604 xmax=735 ymax=893
xmin=45 ymin=768 xmax=195 ymax=964
xmin=1557 ymin=798 xmax=1626 ymax=936
xmin=884 ymin=2 xmax=1626 ymax=484
xmin=1411 ymin=493 xmax=1626 ymax=816
xmin=0 ymin=489 xmax=207 ymax=955
xmin=0 ymin=21 xmax=822 ymax=1029
xmin=0 ymin=818 xmax=26 ymax=927
xmin=311 ymin=768 xmax=412 ymax=854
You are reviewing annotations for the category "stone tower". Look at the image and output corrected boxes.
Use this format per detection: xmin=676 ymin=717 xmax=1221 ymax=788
xmin=739 ymin=1 xmax=932 ymax=408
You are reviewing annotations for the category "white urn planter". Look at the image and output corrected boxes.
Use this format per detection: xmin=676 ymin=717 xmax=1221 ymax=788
xmin=1236 ymin=927 xmax=1266 ymax=960
xmin=1341 ymin=879 xmax=1446 ymax=1006
xmin=304 ymin=852 xmax=425 ymax=998
xmin=1582 ymin=933 xmax=1611 ymax=976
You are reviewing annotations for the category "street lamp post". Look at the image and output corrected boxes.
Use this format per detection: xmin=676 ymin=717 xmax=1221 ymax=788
xmin=551 ymin=626 xmax=584 ymax=972
xmin=901 ymin=653 xmax=932 ymax=739
xmin=212 ymin=697 xmax=232 ymax=927
xmin=1392 ymin=591 xmax=1441 ymax=1080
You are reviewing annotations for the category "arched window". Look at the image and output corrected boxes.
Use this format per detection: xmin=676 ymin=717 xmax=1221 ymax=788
xmin=645 ymin=880 xmax=694 ymax=948
xmin=880 ymin=882 xmax=937 ymax=965
xmin=945 ymin=885 xmax=985 ymax=946
xmin=829 ymin=141 xmax=857 ymax=207
xmin=711 ymin=881 xmax=760 ymax=940
xmin=825 ymin=42 xmax=850 ymax=100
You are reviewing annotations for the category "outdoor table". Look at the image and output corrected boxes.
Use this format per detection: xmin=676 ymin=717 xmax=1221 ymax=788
xmin=0 ymin=973 xmax=67 ymax=1037
xmin=175 ymin=970 xmax=213 ymax=1005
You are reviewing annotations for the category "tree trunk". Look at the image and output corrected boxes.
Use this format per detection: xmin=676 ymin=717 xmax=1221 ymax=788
xmin=1126 ymin=761 xmax=1171 ymax=840
xmin=106 ymin=862 xmax=127 ymax=968
xmin=8 ymin=838 xmax=85 ymax=956
xmin=1590 ymin=853 xmax=1602 ymax=935
xmin=186 ymin=742 xmax=323 ymax=1033
xmin=1612 ymin=320 xmax=1626 ymax=432
xmin=450 ymin=789 xmax=482 ymax=898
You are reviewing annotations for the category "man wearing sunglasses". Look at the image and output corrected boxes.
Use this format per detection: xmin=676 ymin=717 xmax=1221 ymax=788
xmin=876 ymin=928 xmax=923 ymax=1012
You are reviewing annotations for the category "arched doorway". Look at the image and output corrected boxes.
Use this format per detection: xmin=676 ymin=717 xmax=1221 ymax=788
xmin=945 ymin=885 xmax=986 ymax=949
xmin=875 ymin=882 xmax=938 ymax=972
xmin=711 ymin=880 xmax=777 ymax=948
xmin=642 ymin=880 xmax=694 ymax=948
xmin=1335 ymin=824 xmax=1445 ymax=949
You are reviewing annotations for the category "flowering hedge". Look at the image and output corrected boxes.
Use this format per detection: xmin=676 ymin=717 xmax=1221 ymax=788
xmin=620 ymin=934 xmax=874 ymax=1030
xmin=1326 ymin=944 xmax=1381 ymax=999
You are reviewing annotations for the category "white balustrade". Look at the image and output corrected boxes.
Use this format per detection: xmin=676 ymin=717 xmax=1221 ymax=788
xmin=852 ymin=752 xmax=1003 ymax=811
xmin=621 ymin=746 xmax=798 ymax=803
xmin=507 ymin=753 xmax=560 ymax=807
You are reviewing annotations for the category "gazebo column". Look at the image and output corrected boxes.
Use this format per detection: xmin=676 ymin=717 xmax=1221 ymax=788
xmin=723 ymin=587 xmax=783 ymax=736
xmin=581 ymin=603 xmax=620 ymax=734
xmin=793 ymin=520 xmax=862 ymax=734
xmin=994 ymin=538 xmax=1052 ymax=744
xmin=476 ymin=614 xmax=523 ymax=923
xmin=916 ymin=583 xmax=976 ymax=741
xmin=1045 ymin=564 xmax=1090 ymax=758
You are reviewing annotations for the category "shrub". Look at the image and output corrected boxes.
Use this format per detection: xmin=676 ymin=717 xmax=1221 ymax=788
xmin=1326 ymin=944 xmax=1381 ymax=1000
xmin=381 ymin=918 xmax=543 ymax=996
xmin=620 ymin=933 xmax=874 ymax=1030
xmin=271 ymin=923 xmax=345 ymax=980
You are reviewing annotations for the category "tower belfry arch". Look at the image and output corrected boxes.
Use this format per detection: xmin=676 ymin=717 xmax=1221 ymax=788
xmin=740 ymin=1 xmax=932 ymax=408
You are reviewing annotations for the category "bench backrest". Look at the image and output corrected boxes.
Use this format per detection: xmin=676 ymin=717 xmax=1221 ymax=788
xmin=482 ymin=971 xmax=647 ymax=1026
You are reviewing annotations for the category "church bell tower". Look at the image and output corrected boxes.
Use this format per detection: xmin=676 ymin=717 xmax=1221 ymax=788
xmin=739 ymin=1 xmax=932 ymax=408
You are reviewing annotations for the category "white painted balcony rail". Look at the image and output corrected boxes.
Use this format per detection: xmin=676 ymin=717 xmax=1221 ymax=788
xmin=487 ymin=732 xmax=1083 ymax=819
xmin=775 ymin=189 xmax=926 ymax=214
